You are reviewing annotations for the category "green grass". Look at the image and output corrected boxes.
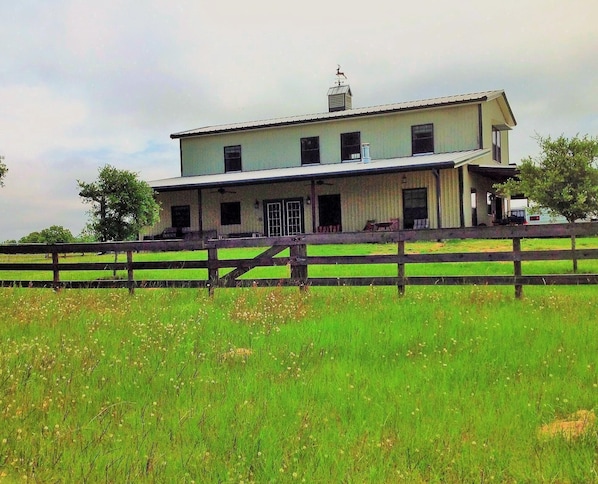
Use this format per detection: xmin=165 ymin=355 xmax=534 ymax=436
xmin=0 ymin=284 xmax=597 ymax=482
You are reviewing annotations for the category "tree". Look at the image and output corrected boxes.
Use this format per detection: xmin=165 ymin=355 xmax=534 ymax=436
xmin=495 ymin=134 xmax=598 ymax=222
xmin=78 ymin=165 xmax=160 ymax=242
xmin=0 ymin=155 xmax=7 ymax=187
xmin=495 ymin=134 xmax=598 ymax=272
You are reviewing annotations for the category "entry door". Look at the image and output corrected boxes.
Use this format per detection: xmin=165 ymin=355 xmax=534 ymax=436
xmin=265 ymin=199 xmax=304 ymax=236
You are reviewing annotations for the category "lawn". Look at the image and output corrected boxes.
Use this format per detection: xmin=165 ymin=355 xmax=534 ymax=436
xmin=0 ymin=282 xmax=597 ymax=482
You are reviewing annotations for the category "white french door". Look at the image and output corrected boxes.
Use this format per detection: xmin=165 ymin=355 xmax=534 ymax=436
xmin=265 ymin=199 xmax=304 ymax=236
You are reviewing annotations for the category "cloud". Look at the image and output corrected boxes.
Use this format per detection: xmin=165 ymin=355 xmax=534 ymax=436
xmin=1 ymin=0 xmax=597 ymax=241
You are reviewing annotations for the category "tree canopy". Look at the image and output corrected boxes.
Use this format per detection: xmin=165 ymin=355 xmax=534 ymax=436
xmin=495 ymin=134 xmax=598 ymax=222
xmin=19 ymin=226 xmax=75 ymax=244
xmin=0 ymin=155 xmax=7 ymax=187
xmin=78 ymin=165 xmax=160 ymax=242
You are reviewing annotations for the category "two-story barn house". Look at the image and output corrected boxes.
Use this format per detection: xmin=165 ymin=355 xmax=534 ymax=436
xmin=147 ymin=83 xmax=517 ymax=239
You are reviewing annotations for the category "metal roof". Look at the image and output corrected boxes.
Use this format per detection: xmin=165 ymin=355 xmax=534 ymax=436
xmin=150 ymin=149 xmax=490 ymax=192
xmin=170 ymin=90 xmax=515 ymax=139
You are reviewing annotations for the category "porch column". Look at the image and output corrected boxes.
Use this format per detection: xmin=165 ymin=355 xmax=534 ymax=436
xmin=433 ymin=169 xmax=442 ymax=229
xmin=458 ymin=167 xmax=465 ymax=228
xmin=310 ymin=180 xmax=317 ymax=233
xmin=197 ymin=189 xmax=203 ymax=233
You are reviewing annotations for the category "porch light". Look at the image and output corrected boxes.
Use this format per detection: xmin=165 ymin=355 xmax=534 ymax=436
xmin=306 ymin=196 xmax=311 ymax=205
xmin=254 ymin=199 xmax=260 ymax=209
xmin=402 ymin=175 xmax=407 ymax=186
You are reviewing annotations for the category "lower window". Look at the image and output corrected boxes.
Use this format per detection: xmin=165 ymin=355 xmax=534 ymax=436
xmin=171 ymin=205 xmax=190 ymax=228
xmin=221 ymin=202 xmax=241 ymax=225
xmin=403 ymin=188 xmax=428 ymax=229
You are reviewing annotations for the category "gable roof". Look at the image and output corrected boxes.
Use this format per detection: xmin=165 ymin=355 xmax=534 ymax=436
xmin=171 ymin=90 xmax=516 ymax=139
xmin=150 ymin=149 xmax=490 ymax=192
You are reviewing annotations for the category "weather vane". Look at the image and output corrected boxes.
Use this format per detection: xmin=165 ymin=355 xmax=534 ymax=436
xmin=335 ymin=65 xmax=347 ymax=86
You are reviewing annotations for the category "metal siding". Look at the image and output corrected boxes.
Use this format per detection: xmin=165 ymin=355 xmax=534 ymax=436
xmin=481 ymin=100 xmax=512 ymax=165
xmin=440 ymin=169 xmax=462 ymax=228
xmin=180 ymin=104 xmax=484 ymax=176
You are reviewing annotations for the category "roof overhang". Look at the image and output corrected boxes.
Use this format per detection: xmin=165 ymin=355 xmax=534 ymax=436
xmin=468 ymin=163 xmax=519 ymax=182
xmin=150 ymin=150 xmax=490 ymax=192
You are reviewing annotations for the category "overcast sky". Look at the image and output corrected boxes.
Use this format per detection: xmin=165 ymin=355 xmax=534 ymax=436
xmin=1 ymin=0 xmax=596 ymax=241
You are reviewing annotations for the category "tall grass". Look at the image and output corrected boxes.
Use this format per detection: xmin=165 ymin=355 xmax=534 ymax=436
xmin=0 ymin=285 xmax=596 ymax=482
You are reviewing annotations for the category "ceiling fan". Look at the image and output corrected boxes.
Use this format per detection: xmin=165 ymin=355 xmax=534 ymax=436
xmin=211 ymin=187 xmax=237 ymax=194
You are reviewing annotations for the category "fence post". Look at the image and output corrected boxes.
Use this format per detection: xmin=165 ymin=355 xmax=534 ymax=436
xmin=207 ymin=248 xmax=218 ymax=297
xmin=52 ymin=251 xmax=60 ymax=292
xmin=127 ymin=250 xmax=135 ymax=295
xmin=571 ymin=234 xmax=578 ymax=273
xmin=398 ymin=240 xmax=406 ymax=297
xmin=513 ymin=237 xmax=523 ymax=299
xmin=290 ymin=243 xmax=308 ymax=291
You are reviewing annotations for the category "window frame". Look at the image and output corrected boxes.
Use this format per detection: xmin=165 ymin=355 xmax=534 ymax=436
xmin=300 ymin=136 xmax=320 ymax=165
xmin=220 ymin=201 xmax=241 ymax=225
xmin=171 ymin=205 xmax=191 ymax=228
xmin=492 ymin=127 xmax=502 ymax=163
xmin=411 ymin=124 xmax=434 ymax=155
xmin=340 ymin=132 xmax=361 ymax=162
xmin=403 ymin=187 xmax=429 ymax=229
xmin=224 ymin=145 xmax=242 ymax=173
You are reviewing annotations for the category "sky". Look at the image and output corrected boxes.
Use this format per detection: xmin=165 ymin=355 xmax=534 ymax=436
xmin=1 ymin=0 xmax=596 ymax=242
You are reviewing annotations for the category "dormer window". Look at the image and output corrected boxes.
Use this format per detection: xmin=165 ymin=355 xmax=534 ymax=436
xmin=224 ymin=145 xmax=242 ymax=172
xmin=412 ymin=124 xmax=434 ymax=155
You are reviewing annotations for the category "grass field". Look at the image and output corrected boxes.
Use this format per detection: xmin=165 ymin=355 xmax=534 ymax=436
xmin=1 ymin=240 xmax=597 ymax=482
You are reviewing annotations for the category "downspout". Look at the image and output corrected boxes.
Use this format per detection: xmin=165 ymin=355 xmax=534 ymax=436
xmin=179 ymin=140 xmax=184 ymax=175
xmin=433 ymin=169 xmax=442 ymax=229
xmin=458 ymin=167 xmax=465 ymax=228
xmin=478 ymin=103 xmax=483 ymax=149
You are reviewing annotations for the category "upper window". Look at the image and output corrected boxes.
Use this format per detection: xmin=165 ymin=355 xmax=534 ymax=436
xmin=411 ymin=124 xmax=434 ymax=155
xmin=224 ymin=145 xmax=242 ymax=172
xmin=221 ymin=202 xmax=241 ymax=225
xmin=301 ymin=137 xmax=320 ymax=165
xmin=340 ymin=132 xmax=361 ymax=161
xmin=492 ymin=127 xmax=502 ymax=163
xmin=171 ymin=205 xmax=191 ymax=228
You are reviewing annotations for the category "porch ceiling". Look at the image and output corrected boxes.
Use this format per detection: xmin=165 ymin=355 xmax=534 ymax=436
xmin=468 ymin=163 xmax=519 ymax=182
xmin=150 ymin=149 xmax=489 ymax=192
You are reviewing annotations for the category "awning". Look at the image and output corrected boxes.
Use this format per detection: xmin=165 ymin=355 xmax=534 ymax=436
xmin=150 ymin=149 xmax=490 ymax=192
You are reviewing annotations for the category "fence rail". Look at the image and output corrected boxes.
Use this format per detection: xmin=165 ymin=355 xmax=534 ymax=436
xmin=1 ymin=223 xmax=597 ymax=298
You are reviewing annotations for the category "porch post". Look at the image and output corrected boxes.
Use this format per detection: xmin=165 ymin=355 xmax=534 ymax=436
xmin=433 ymin=169 xmax=442 ymax=229
xmin=458 ymin=167 xmax=465 ymax=228
xmin=197 ymin=189 xmax=203 ymax=233
xmin=310 ymin=180 xmax=317 ymax=233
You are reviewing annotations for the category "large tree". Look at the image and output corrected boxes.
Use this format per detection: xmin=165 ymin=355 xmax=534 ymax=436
xmin=0 ymin=155 xmax=7 ymax=187
xmin=496 ymin=134 xmax=598 ymax=222
xmin=78 ymin=165 xmax=160 ymax=242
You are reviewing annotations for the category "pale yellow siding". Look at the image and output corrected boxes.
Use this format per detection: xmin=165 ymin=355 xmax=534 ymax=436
xmin=152 ymin=168 xmax=479 ymax=236
xmin=481 ymin=99 xmax=512 ymax=165
xmin=180 ymin=104 xmax=481 ymax=176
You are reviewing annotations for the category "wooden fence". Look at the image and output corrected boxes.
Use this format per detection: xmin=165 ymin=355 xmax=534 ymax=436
xmin=1 ymin=223 xmax=598 ymax=298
